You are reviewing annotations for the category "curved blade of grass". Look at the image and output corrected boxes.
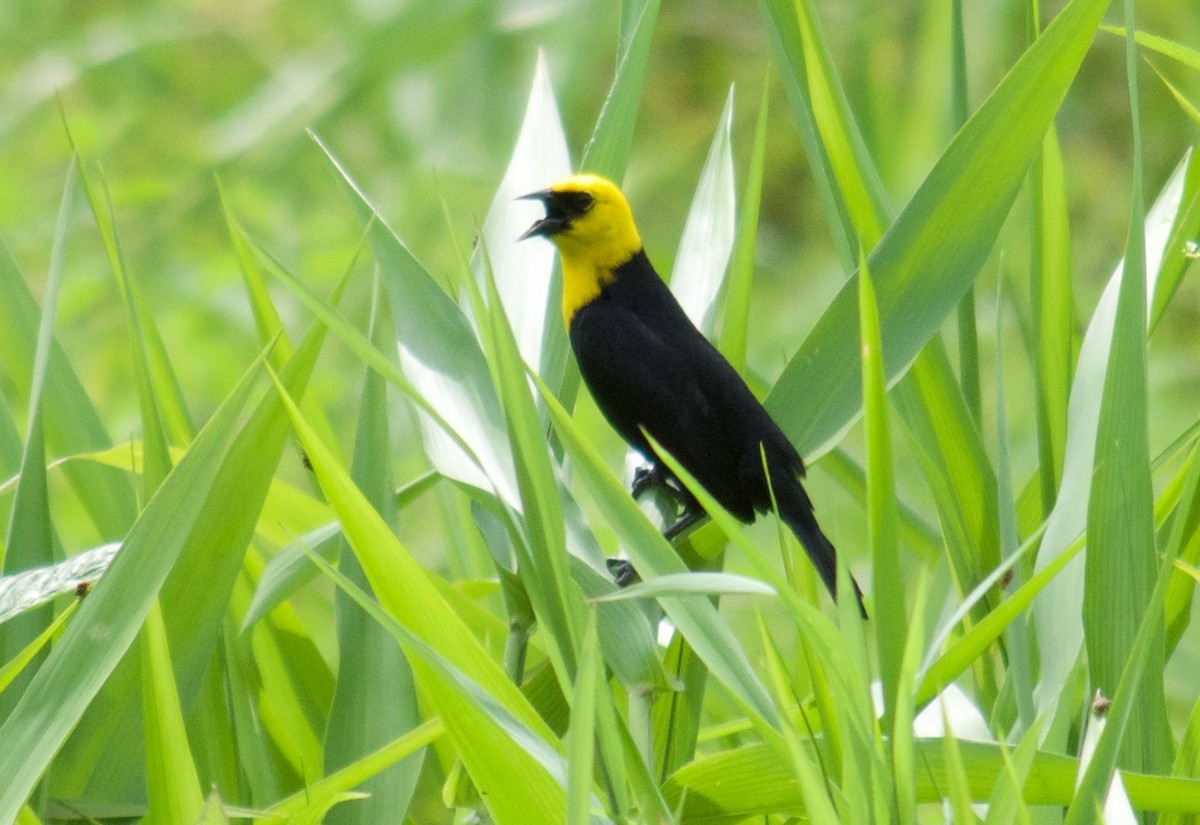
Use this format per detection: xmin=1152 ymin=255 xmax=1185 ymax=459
xmin=472 ymin=52 xmax=570 ymax=371
xmin=670 ymin=85 xmax=736 ymax=335
xmin=0 ymin=599 xmax=78 ymax=695
xmin=0 ymin=348 xmax=264 ymax=822
xmin=1033 ymin=151 xmax=1191 ymax=714
xmin=765 ymin=0 xmax=1112 ymax=457
xmin=1102 ymin=25 xmax=1200 ymax=69
xmin=590 ymin=572 xmax=775 ymax=602
xmin=260 ymin=720 xmax=443 ymax=821
xmin=141 ymin=600 xmax=203 ymax=825
xmin=242 ymin=472 xmax=436 ymax=631
xmin=0 ymin=544 xmax=118 ymax=626
xmin=269 ymin=370 xmax=568 ymax=825
xmin=664 ymin=737 xmax=1200 ymax=820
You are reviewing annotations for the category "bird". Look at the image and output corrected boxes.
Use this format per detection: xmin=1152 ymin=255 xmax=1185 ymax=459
xmin=519 ymin=173 xmax=865 ymax=614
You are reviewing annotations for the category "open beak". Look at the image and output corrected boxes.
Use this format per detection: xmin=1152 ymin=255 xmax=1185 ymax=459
xmin=517 ymin=189 xmax=568 ymax=241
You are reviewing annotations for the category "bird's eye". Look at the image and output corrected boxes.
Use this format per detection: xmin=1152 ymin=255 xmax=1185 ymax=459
xmin=577 ymin=192 xmax=595 ymax=210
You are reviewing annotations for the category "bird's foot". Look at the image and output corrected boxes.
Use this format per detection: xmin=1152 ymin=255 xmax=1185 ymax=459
xmin=606 ymin=558 xmax=641 ymax=588
xmin=631 ymin=463 xmax=667 ymax=499
xmin=663 ymin=506 xmax=706 ymax=542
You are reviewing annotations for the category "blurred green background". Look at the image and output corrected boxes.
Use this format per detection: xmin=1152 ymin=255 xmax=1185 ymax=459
xmin=1 ymin=0 xmax=1199 ymax=718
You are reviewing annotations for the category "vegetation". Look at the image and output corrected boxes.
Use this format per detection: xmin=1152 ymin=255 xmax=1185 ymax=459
xmin=0 ymin=0 xmax=1198 ymax=822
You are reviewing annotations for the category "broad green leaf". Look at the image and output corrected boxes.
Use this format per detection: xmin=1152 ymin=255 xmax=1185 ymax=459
xmin=0 ymin=349 xmax=264 ymax=822
xmin=764 ymin=0 xmax=1112 ymax=457
xmin=472 ymin=52 xmax=570 ymax=371
xmin=1079 ymin=1 xmax=1171 ymax=782
xmin=669 ymin=85 xmax=736 ymax=335
xmin=479 ymin=257 xmax=582 ymax=686
xmin=313 ymin=134 xmax=520 ymax=507
xmin=57 ymin=266 xmax=343 ymax=799
xmin=141 ymin=600 xmax=204 ymax=825
xmin=760 ymin=0 xmax=889 ymax=271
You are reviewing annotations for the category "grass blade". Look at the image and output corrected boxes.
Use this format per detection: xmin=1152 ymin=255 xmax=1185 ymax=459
xmin=0 ymin=348 xmax=264 ymax=821
xmin=765 ymin=0 xmax=1112 ymax=457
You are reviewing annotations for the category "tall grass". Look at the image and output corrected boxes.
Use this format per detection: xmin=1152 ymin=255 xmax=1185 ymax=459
xmin=1 ymin=0 xmax=1199 ymax=822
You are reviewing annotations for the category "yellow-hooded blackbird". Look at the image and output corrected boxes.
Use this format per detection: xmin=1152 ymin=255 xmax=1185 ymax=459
xmin=520 ymin=174 xmax=864 ymax=613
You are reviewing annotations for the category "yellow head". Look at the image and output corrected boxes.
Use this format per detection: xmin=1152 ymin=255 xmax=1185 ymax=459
xmin=519 ymin=174 xmax=643 ymax=326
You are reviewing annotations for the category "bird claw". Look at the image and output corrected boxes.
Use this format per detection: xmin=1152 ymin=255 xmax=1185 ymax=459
xmin=606 ymin=558 xmax=640 ymax=588
xmin=631 ymin=463 xmax=665 ymax=499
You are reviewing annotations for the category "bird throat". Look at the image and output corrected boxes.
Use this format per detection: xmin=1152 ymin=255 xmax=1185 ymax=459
xmin=560 ymin=254 xmax=619 ymax=328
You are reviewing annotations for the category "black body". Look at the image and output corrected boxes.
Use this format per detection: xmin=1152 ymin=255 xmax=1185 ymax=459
xmin=570 ymin=250 xmax=864 ymax=610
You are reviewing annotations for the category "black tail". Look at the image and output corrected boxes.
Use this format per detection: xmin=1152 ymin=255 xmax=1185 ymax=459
xmin=775 ymin=474 xmax=867 ymax=618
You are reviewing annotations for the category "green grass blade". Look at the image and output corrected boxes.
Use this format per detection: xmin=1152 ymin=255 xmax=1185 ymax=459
xmin=1102 ymin=25 xmax=1200 ymax=69
xmin=719 ymin=70 xmax=770 ymax=370
xmin=74 ymin=162 xmax=174 ymax=493
xmin=578 ymin=0 xmax=660 ymax=180
xmin=1 ymin=156 xmax=75 ymax=720
xmin=261 ymin=720 xmax=444 ymax=820
xmin=1080 ymin=0 xmax=1171 ymax=776
xmin=859 ymin=259 xmax=904 ymax=716
xmin=0 ymin=241 xmax=136 ymax=539
xmin=479 ymin=255 xmax=582 ymax=684
xmin=759 ymin=0 xmax=889 ymax=269
xmin=140 ymin=599 xmax=204 ymax=825
xmin=665 ymin=736 xmax=1200 ymax=819
xmin=765 ymin=0 xmax=1111 ymax=457
xmin=322 ymin=277 xmax=423 ymax=824
xmin=1029 ymin=129 xmax=1077 ymax=514
xmin=565 ymin=611 xmax=602 ymax=825
xmin=268 ymin=369 xmax=568 ymax=825
xmin=669 ymin=85 xmax=736 ymax=335
xmin=0 ymin=599 xmax=79 ymax=695
xmin=0 ymin=348 xmax=265 ymax=821
xmin=1033 ymin=151 xmax=1193 ymax=712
